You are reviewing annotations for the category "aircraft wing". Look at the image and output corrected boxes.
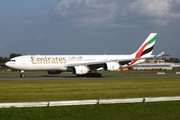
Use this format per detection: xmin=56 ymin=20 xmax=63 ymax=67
xmin=65 ymin=53 xmax=165 ymax=70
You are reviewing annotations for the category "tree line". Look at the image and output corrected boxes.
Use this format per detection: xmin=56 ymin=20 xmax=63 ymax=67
xmin=162 ymin=58 xmax=180 ymax=63
xmin=0 ymin=53 xmax=22 ymax=63
xmin=0 ymin=53 xmax=180 ymax=63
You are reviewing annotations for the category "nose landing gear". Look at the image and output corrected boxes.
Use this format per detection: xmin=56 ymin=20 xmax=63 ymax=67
xmin=20 ymin=70 xmax=25 ymax=77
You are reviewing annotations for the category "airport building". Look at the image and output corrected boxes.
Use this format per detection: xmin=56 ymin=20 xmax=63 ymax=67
xmin=133 ymin=60 xmax=180 ymax=70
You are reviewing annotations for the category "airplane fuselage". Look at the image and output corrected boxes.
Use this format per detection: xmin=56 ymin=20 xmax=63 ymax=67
xmin=6 ymin=54 xmax=135 ymax=71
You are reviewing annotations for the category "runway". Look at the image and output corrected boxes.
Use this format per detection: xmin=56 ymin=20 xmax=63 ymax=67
xmin=0 ymin=74 xmax=180 ymax=80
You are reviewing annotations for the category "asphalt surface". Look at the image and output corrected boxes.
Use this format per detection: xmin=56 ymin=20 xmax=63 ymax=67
xmin=0 ymin=74 xmax=180 ymax=80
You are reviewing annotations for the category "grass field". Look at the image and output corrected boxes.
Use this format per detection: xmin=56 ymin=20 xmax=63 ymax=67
xmin=0 ymin=101 xmax=180 ymax=120
xmin=0 ymin=78 xmax=180 ymax=102
xmin=0 ymin=71 xmax=180 ymax=119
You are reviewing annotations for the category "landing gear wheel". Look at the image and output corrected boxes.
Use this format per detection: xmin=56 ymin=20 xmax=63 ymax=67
xmin=20 ymin=70 xmax=25 ymax=78
xmin=97 ymin=73 xmax=102 ymax=77
xmin=76 ymin=73 xmax=102 ymax=78
xmin=20 ymin=74 xmax=25 ymax=78
xmin=77 ymin=75 xmax=81 ymax=77
xmin=87 ymin=73 xmax=102 ymax=77
xmin=94 ymin=73 xmax=102 ymax=77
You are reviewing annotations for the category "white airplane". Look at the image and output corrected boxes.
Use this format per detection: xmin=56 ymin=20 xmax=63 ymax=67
xmin=5 ymin=33 xmax=164 ymax=77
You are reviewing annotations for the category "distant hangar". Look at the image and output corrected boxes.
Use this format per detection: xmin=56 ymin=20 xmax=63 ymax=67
xmin=133 ymin=60 xmax=180 ymax=70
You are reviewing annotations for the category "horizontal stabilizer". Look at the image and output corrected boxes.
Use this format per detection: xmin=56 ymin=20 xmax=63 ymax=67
xmin=155 ymin=52 xmax=174 ymax=57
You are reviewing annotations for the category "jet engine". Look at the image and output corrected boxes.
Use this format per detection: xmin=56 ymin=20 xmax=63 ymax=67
xmin=47 ymin=70 xmax=62 ymax=74
xmin=72 ymin=66 xmax=89 ymax=75
xmin=103 ymin=62 xmax=121 ymax=71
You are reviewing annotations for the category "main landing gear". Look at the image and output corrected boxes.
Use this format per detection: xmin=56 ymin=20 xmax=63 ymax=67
xmin=77 ymin=72 xmax=102 ymax=77
xmin=20 ymin=70 xmax=25 ymax=78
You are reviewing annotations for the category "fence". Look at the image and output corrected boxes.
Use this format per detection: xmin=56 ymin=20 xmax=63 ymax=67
xmin=0 ymin=96 xmax=180 ymax=108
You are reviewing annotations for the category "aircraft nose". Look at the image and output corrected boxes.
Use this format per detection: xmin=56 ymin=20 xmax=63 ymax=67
xmin=5 ymin=58 xmax=19 ymax=69
xmin=5 ymin=61 xmax=17 ymax=69
xmin=5 ymin=61 xmax=15 ymax=67
xmin=5 ymin=62 xmax=10 ymax=67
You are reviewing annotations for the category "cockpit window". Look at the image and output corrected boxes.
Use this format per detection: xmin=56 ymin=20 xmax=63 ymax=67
xmin=9 ymin=59 xmax=16 ymax=62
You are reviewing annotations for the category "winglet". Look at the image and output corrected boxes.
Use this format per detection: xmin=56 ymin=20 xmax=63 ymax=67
xmin=156 ymin=52 xmax=165 ymax=57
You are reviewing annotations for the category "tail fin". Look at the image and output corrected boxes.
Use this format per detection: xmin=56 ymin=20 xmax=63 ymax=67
xmin=132 ymin=33 xmax=157 ymax=58
xmin=130 ymin=33 xmax=157 ymax=66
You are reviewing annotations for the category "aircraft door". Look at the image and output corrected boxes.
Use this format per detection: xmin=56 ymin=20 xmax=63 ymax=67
xmin=21 ymin=57 xmax=27 ymax=66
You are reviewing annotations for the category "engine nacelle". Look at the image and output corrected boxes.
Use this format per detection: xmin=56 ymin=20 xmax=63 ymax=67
xmin=47 ymin=70 xmax=62 ymax=74
xmin=72 ymin=66 xmax=89 ymax=75
xmin=103 ymin=62 xmax=121 ymax=71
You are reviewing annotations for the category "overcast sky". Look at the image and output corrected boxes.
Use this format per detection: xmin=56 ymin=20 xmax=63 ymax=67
xmin=1 ymin=0 xmax=180 ymax=58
